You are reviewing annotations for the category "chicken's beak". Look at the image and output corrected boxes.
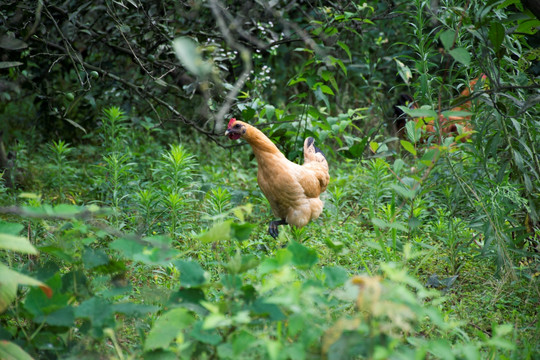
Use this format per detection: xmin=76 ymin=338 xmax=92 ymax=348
xmin=224 ymin=128 xmax=231 ymax=136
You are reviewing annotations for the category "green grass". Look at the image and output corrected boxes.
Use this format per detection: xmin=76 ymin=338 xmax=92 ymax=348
xmin=0 ymin=117 xmax=538 ymax=359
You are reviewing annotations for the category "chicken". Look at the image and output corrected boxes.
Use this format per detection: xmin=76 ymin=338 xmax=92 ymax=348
xmin=225 ymin=118 xmax=329 ymax=238
xmin=394 ymin=75 xmax=486 ymax=141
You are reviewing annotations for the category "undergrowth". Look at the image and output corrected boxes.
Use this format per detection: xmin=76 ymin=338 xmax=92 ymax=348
xmin=0 ymin=106 xmax=538 ymax=359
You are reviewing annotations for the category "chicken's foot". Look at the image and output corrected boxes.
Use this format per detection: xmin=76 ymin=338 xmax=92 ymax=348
xmin=268 ymin=219 xmax=287 ymax=238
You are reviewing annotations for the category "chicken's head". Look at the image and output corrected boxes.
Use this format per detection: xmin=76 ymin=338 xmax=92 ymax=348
xmin=225 ymin=118 xmax=246 ymax=140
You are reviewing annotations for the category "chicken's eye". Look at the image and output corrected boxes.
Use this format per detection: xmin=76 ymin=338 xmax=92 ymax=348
xmin=234 ymin=124 xmax=240 ymax=128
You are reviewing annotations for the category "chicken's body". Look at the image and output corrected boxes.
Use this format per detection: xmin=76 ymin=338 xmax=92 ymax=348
xmin=225 ymin=119 xmax=329 ymax=238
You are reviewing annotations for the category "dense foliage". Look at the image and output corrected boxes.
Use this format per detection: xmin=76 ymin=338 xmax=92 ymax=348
xmin=0 ymin=0 xmax=539 ymax=358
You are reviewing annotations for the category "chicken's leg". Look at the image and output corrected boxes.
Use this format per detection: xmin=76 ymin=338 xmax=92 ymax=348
xmin=268 ymin=219 xmax=287 ymax=238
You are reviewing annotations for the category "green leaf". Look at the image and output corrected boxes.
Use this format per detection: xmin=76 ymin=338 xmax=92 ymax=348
xmin=144 ymin=308 xmax=195 ymax=351
xmin=0 ymin=222 xmax=24 ymax=235
xmin=172 ymin=37 xmax=212 ymax=77
xmin=440 ymin=29 xmax=455 ymax=51
xmin=232 ymin=330 xmax=256 ymax=356
xmin=0 ymin=341 xmax=33 ymax=360
xmin=189 ymin=321 xmax=222 ymax=345
xmin=400 ymin=140 xmax=417 ymax=156
xmin=441 ymin=110 xmax=473 ymax=118
xmin=0 ymin=264 xmax=52 ymax=313
xmin=449 ymin=47 xmax=471 ymax=66
xmin=329 ymin=56 xmax=347 ymax=75
xmin=265 ymin=104 xmax=275 ymax=121
xmin=173 ymin=260 xmax=208 ymax=287
xmin=489 ymin=22 xmax=505 ymax=53
xmin=394 ymin=58 xmax=412 ymax=84
xmin=34 ymin=306 xmax=75 ymax=327
xmin=398 ymin=106 xmax=437 ymax=119
xmin=0 ymin=234 xmax=38 ymax=254
xmin=337 ymin=41 xmax=352 ymax=61
xmin=319 ymin=84 xmax=335 ymax=96
xmin=111 ymin=303 xmax=159 ymax=316
xmin=371 ymin=218 xmax=408 ymax=232
xmin=513 ymin=149 xmax=524 ymax=170
xmin=323 ymin=266 xmax=348 ymax=288
xmin=83 ymin=248 xmax=109 ymax=269
xmin=516 ymin=18 xmax=540 ymax=35
xmin=287 ymin=240 xmax=318 ymax=268
xmin=225 ymin=252 xmax=259 ymax=274
xmin=390 ymin=183 xmax=416 ymax=200
xmin=405 ymin=121 xmax=422 ymax=143
xmin=313 ymin=86 xmax=330 ymax=108
xmin=24 ymin=274 xmax=68 ymax=317
xmin=75 ymin=297 xmax=114 ymax=328
xmin=0 ymin=35 xmax=28 ymax=50
xmin=369 ymin=141 xmax=379 ymax=153
xmin=110 ymin=237 xmax=145 ymax=258
xmin=0 ymin=272 xmax=17 ymax=313
xmin=198 ymin=221 xmax=231 ymax=243
xmin=250 ymin=298 xmax=286 ymax=321
xmin=230 ymin=222 xmax=256 ymax=241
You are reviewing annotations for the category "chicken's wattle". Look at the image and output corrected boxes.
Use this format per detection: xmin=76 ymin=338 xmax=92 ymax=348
xmin=228 ymin=133 xmax=241 ymax=140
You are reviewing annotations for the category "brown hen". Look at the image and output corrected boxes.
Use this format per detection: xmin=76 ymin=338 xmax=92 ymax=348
xmin=225 ymin=118 xmax=329 ymax=238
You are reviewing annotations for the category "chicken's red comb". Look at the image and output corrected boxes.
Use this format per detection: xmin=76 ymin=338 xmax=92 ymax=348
xmin=228 ymin=118 xmax=237 ymax=128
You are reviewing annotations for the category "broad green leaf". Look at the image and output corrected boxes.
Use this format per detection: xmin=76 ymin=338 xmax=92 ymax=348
xmin=372 ymin=218 xmax=408 ymax=232
xmin=337 ymin=41 xmax=352 ymax=61
xmin=0 ymin=341 xmax=33 ymax=360
xmin=232 ymin=330 xmax=256 ymax=356
xmin=110 ymin=237 xmax=144 ymax=258
xmin=111 ymin=303 xmax=159 ymax=316
xmin=323 ymin=266 xmax=348 ymax=288
xmin=75 ymin=297 xmax=114 ymax=328
xmin=250 ymin=298 xmax=286 ymax=321
xmin=459 ymin=344 xmax=481 ymax=360
xmin=512 ymin=149 xmax=524 ymax=169
xmin=0 ymin=273 xmax=17 ymax=313
xmin=0 ymin=35 xmax=28 ymax=50
xmin=390 ymin=183 xmax=417 ymax=199
xmin=265 ymin=104 xmax=275 ymax=121
xmin=225 ymin=252 xmax=259 ymax=274
xmin=144 ymin=308 xmax=195 ymax=351
xmin=489 ymin=22 xmax=505 ymax=53
xmin=287 ymin=240 xmax=318 ymax=268
xmin=319 ymin=84 xmax=335 ymax=96
xmin=394 ymin=58 xmax=412 ymax=84
xmin=400 ymin=140 xmax=417 ymax=156
xmin=0 ymin=234 xmax=38 ymax=254
xmin=449 ymin=47 xmax=471 ymax=66
xmin=516 ymin=18 xmax=540 ymax=35
xmin=329 ymin=56 xmax=347 ymax=75
xmin=230 ymin=222 xmax=256 ymax=241
xmin=34 ymin=306 xmax=75 ymax=327
xmin=441 ymin=110 xmax=473 ymax=118
xmin=24 ymin=274 xmax=67 ymax=317
xmin=314 ymin=86 xmax=330 ymax=108
xmin=0 ymin=222 xmax=24 ymax=235
xmin=189 ymin=321 xmax=222 ymax=345
xmin=398 ymin=106 xmax=438 ymax=119
xmin=0 ymin=264 xmax=52 ymax=312
xmin=172 ymin=37 xmax=212 ymax=77
xmin=406 ymin=121 xmax=422 ymax=143
xmin=369 ymin=141 xmax=379 ymax=153
xmin=427 ymin=339 xmax=454 ymax=360
xmin=440 ymin=29 xmax=456 ymax=50
xmin=83 ymin=248 xmax=109 ymax=269
xmin=173 ymin=260 xmax=208 ymax=287
xmin=198 ymin=221 xmax=231 ymax=243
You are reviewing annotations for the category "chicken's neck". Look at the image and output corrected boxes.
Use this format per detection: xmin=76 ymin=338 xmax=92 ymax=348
xmin=244 ymin=124 xmax=284 ymax=161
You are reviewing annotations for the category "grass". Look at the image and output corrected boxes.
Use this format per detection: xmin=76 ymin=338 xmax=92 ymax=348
xmin=0 ymin=116 xmax=538 ymax=359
